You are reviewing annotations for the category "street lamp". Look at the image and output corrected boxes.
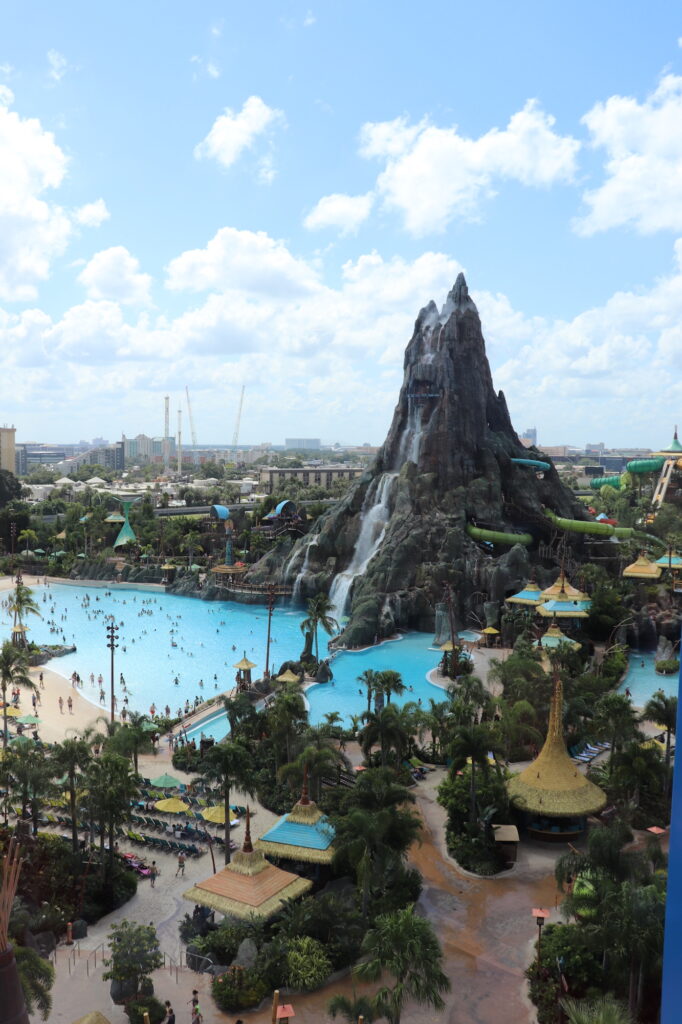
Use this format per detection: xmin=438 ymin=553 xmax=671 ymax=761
xmin=105 ymin=620 xmax=119 ymax=724
xmin=532 ymin=907 xmax=550 ymax=962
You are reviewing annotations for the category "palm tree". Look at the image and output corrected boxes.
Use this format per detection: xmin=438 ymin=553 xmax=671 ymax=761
xmin=7 ymin=581 xmax=41 ymax=647
xmin=5 ymin=746 xmax=54 ymax=835
xmin=266 ymin=685 xmax=308 ymax=768
xmin=53 ymin=736 xmax=92 ymax=853
xmin=328 ymin=993 xmax=375 ymax=1022
xmin=332 ymin=807 xmax=388 ymax=922
xmin=601 ymin=879 xmax=665 ymax=1017
xmin=198 ymin=740 xmax=256 ymax=863
xmin=0 ymin=641 xmax=34 ymax=750
xmin=17 ymin=529 xmax=38 ymax=555
xmin=300 ymin=593 xmax=339 ymax=663
xmin=110 ymin=711 xmax=154 ymax=773
xmin=377 ymin=670 xmax=405 ymax=704
xmin=560 ymin=996 xmax=633 ymax=1024
xmin=359 ymin=705 xmax=410 ymax=767
xmin=611 ymin=741 xmax=666 ymax=809
xmin=346 ymin=766 xmax=415 ymax=812
xmin=354 ymin=905 xmax=450 ymax=1024
xmin=641 ymin=688 xmax=677 ymax=790
xmin=358 ymin=669 xmax=380 ymax=714
xmin=180 ymin=530 xmax=202 ymax=567
xmin=493 ymin=699 xmax=542 ymax=763
xmin=593 ymin=692 xmax=640 ymax=771
xmin=449 ymin=723 xmax=494 ymax=824
xmin=279 ymin=744 xmax=344 ymax=801
xmin=86 ymin=753 xmax=139 ymax=878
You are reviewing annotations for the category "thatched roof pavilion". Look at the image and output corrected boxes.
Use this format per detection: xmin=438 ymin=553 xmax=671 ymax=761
xmin=183 ymin=809 xmax=311 ymax=920
xmin=255 ymin=770 xmax=336 ymax=865
xmin=508 ymin=675 xmax=606 ymax=818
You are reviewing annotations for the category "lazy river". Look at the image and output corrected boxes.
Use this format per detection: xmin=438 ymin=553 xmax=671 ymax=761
xmin=0 ymin=582 xmax=450 ymax=733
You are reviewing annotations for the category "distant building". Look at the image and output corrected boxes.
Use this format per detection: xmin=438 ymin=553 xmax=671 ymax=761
xmin=123 ymin=434 xmax=176 ymax=463
xmin=0 ymin=426 xmax=16 ymax=474
xmin=285 ymin=438 xmax=321 ymax=450
xmin=258 ymin=465 xmax=360 ymax=493
xmin=55 ymin=441 xmax=124 ymax=474
xmin=586 ymin=441 xmax=605 ymax=454
xmin=521 ymin=427 xmax=537 ymax=446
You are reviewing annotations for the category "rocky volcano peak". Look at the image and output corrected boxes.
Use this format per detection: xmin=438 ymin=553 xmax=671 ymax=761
xmin=254 ymin=277 xmax=588 ymax=647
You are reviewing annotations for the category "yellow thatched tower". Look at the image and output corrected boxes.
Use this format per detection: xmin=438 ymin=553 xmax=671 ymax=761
xmin=507 ymin=674 xmax=606 ymax=838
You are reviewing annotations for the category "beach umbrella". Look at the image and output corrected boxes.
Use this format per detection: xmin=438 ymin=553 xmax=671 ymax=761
xmin=190 ymin=563 xmax=201 ymax=571
xmin=155 ymin=797 xmax=189 ymax=813
xmin=34 ymin=548 xmax=46 ymax=555
xmin=481 ymin=627 xmax=500 ymax=635
xmin=10 ymin=735 xmax=33 ymax=746
xmin=3 ymin=707 xmax=21 ymax=718
xmin=276 ymin=668 xmax=300 ymax=684
xmin=439 ymin=641 xmax=455 ymax=651
xmin=72 ymin=1012 xmax=113 ymax=1024
xmin=141 ymin=720 xmax=158 ymax=732
xmin=77 ymin=553 xmax=86 ymax=558
xmin=53 ymin=550 xmax=67 ymax=557
xmin=200 ymin=805 xmax=238 ymax=825
xmin=150 ymin=772 xmax=181 ymax=789
xmin=17 ymin=714 xmax=41 ymax=725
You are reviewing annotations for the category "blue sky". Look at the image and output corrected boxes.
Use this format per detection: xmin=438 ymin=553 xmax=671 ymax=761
xmin=2 ymin=1 xmax=682 ymax=448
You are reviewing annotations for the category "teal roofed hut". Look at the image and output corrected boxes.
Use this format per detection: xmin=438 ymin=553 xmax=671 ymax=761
xmin=113 ymin=499 xmax=140 ymax=549
xmin=505 ymin=580 xmax=544 ymax=606
xmin=255 ymin=770 xmax=336 ymax=865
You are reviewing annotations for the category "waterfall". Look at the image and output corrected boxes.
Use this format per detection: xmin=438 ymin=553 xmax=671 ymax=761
xmin=292 ymin=536 xmax=319 ymax=602
xmin=329 ymin=472 xmax=397 ymax=618
xmin=397 ymin=401 xmax=424 ymax=468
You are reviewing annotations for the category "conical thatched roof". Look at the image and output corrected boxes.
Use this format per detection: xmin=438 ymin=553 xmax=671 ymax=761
xmin=540 ymin=572 xmax=586 ymax=601
xmin=508 ymin=675 xmax=606 ymax=817
xmin=622 ymin=554 xmax=662 ymax=580
xmin=255 ymin=768 xmax=336 ymax=864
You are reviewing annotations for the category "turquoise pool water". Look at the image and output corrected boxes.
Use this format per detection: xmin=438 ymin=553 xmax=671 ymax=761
xmin=0 ymin=583 xmax=446 ymax=735
xmin=620 ymin=650 xmax=678 ymax=706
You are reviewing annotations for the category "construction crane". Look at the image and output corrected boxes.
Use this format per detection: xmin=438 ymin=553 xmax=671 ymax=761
xmin=185 ymin=386 xmax=198 ymax=446
xmin=232 ymin=385 xmax=245 ymax=447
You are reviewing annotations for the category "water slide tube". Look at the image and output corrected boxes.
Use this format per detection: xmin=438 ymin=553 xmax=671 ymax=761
xmin=589 ymin=476 xmax=622 ymax=490
xmin=627 ymin=458 xmax=666 ymax=474
xmin=544 ymin=509 xmax=634 ymax=539
xmin=511 ymin=458 xmax=551 ymax=471
xmin=467 ymin=524 xmax=533 ymax=546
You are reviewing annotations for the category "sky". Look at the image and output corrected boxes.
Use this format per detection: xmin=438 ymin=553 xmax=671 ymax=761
xmin=2 ymin=1 xmax=682 ymax=449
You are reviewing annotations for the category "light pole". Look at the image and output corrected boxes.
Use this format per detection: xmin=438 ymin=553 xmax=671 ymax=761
xmin=532 ymin=907 xmax=550 ymax=963
xmin=106 ymin=621 xmax=119 ymax=724
xmin=264 ymin=584 xmax=276 ymax=679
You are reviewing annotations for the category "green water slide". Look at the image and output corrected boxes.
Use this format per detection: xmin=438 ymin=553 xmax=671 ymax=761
xmin=544 ymin=509 xmax=634 ymax=539
xmin=627 ymin=457 xmax=665 ymax=474
xmin=467 ymin=524 xmax=533 ymax=546
xmin=589 ymin=475 xmax=622 ymax=490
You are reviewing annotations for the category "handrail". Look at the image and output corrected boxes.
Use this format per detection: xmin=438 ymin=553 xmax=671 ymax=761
xmin=85 ymin=941 xmax=108 ymax=976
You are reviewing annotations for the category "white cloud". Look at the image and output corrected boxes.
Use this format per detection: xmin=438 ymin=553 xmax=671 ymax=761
xmin=304 ymin=192 xmax=374 ymax=235
xmin=194 ymin=95 xmax=284 ymax=170
xmin=575 ymin=74 xmax=682 ymax=236
xmin=74 ymin=198 xmax=110 ymax=227
xmin=0 ymin=86 xmax=72 ymax=300
xmin=303 ymin=10 xmax=316 ymax=26
xmin=165 ymin=226 xmax=320 ymax=296
xmin=77 ymin=246 xmax=152 ymax=305
xmin=47 ymin=49 xmax=68 ymax=83
xmin=356 ymin=100 xmax=580 ymax=235
xmin=257 ymin=153 xmax=277 ymax=186
xmin=206 ymin=62 xmax=220 ymax=80
xmin=0 ymin=63 xmax=13 ymax=77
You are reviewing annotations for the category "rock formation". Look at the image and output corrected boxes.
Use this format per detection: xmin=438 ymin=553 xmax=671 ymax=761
xmin=252 ymin=274 xmax=590 ymax=646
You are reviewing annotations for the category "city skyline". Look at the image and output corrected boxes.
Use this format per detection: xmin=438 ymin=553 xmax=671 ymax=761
xmin=1 ymin=3 xmax=682 ymax=446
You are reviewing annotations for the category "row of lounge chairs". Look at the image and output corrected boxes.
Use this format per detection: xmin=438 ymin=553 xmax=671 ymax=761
xmin=570 ymin=742 xmax=611 ymax=765
xmin=126 ymin=831 xmax=207 ymax=856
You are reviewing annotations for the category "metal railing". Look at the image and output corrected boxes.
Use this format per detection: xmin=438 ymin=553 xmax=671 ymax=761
xmin=85 ymin=941 xmax=108 ymax=976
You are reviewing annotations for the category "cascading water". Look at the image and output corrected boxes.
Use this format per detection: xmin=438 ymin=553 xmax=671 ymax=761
xmin=328 ymin=472 xmax=397 ymax=618
xmin=292 ymin=536 xmax=319 ymax=602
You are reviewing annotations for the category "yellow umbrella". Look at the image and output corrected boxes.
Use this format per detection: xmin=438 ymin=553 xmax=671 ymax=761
xmin=155 ymin=797 xmax=189 ymax=813
xmin=276 ymin=668 xmax=300 ymax=684
xmin=234 ymin=655 xmax=257 ymax=670
xmin=482 ymin=627 xmax=500 ymax=635
xmin=439 ymin=641 xmax=455 ymax=651
xmin=3 ymin=707 xmax=21 ymax=718
xmin=201 ymin=805 xmax=238 ymax=825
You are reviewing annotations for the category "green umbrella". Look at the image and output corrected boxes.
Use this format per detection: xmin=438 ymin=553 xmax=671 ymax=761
xmin=34 ymin=548 xmax=46 ymax=555
xmin=77 ymin=553 xmax=86 ymax=558
xmin=190 ymin=563 xmax=201 ymax=571
xmin=10 ymin=735 xmax=33 ymax=746
xmin=150 ymin=772 xmax=181 ymax=789
xmin=17 ymin=714 xmax=41 ymax=725
xmin=141 ymin=720 xmax=158 ymax=732
xmin=53 ymin=550 xmax=67 ymax=557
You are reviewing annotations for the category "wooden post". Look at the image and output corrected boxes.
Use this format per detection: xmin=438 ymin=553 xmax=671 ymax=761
xmin=271 ymin=989 xmax=279 ymax=1024
xmin=143 ymin=1013 xmax=151 ymax=1024
xmin=358 ymin=1017 xmax=365 ymax=1024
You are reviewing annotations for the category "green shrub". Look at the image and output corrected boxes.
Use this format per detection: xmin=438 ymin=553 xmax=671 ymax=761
xmin=125 ymin=996 xmax=166 ymax=1024
xmin=192 ymin=921 xmax=246 ymax=965
xmin=171 ymin=744 xmax=202 ymax=773
xmin=525 ymin=923 xmax=604 ymax=1023
xmin=286 ymin=936 xmax=332 ymax=991
xmin=655 ymin=659 xmax=679 ymax=675
xmin=211 ymin=967 xmax=269 ymax=1011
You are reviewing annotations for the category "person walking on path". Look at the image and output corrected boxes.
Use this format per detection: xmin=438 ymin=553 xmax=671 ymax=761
xmin=176 ymin=853 xmax=185 ymax=877
xmin=67 ymin=695 xmax=73 ymax=714
xmin=39 ymin=672 xmax=44 ymax=689
xmin=58 ymin=696 xmax=64 ymax=714
xmin=150 ymin=861 xmax=158 ymax=888
xmin=164 ymin=1003 xmax=175 ymax=1024
xmin=190 ymin=1001 xmax=202 ymax=1024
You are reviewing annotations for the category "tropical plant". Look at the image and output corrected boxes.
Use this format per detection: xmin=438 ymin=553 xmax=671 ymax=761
xmin=109 ymin=711 xmax=154 ymax=773
xmin=86 ymin=753 xmax=139 ymax=877
xmin=0 ymin=640 xmax=34 ymax=751
xmin=300 ymin=593 xmax=339 ymax=664
xmin=449 ymin=723 xmax=495 ymax=824
xmin=103 ymin=920 xmax=163 ymax=996
xmin=641 ymin=688 xmax=677 ymax=788
xmin=7 ymin=580 xmax=41 ymax=638
xmin=17 ymin=529 xmax=38 ymax=554
xmin=377 ymin=670 xmax=406 ymax=704
xmin=53 ymin=736 xmax=92 ymax=853
xmin=560 ymin=995 xmax=634 ymax=1024
xmin=286 ymin=935 xmax=332 ymax=991
xmin=328 ymin=992 xmax=376 ymax=1023
xmin=359 ymin=705 xmax=410 ymax=767
xmin=197 ymin=740 xmax=256 ymax=863
xmin=12 ymin=944 xmax=55 ymax=1020
xmin=279 ymin=744 xmax=344 ymax=802
xmin=593 ymin=693 xmax=640 ymax=771
xmin=266 ymin=684 xmax=308 ymax=767
xmin=5 ymin=745 xmax=54 ymax=834
xmin=354 ymin=905 xmax=450 ymax=1024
